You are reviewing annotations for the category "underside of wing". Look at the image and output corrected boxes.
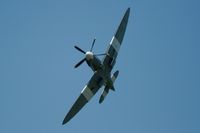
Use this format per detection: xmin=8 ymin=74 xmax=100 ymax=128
xmin=62 ymin=72 xmax=103 ymax=124
xmin=103 ymin=8 xmax=130 ymax=72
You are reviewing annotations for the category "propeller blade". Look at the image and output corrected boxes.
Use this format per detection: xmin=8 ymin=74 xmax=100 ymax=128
xmin=74 ymin=58 xmax=86 ymax=68
xmin=90 ymin=38 xmax=96 ymax=51
xmin=94 ymin=53 xmax=107 ymax=56
xmin=74 ymin=46 xmax=86 ymax=54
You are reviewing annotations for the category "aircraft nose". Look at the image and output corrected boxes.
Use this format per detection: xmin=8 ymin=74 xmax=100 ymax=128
xmin=86 ymin=51 xmax=94 ymax=60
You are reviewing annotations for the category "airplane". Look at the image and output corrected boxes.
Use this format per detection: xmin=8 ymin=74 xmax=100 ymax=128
xmin=62 ymin=8 xmax=130 ymax=125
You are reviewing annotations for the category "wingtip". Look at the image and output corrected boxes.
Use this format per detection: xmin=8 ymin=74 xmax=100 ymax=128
xmin=126 ymin=7 xmax=130 ymax=15
xmin=62 ymin=120 xmax=67 ymax=125
xmin=62 ymin=116 xmax=70 ymax=125
xmin=62 ymin=119 xmax=70 ymax=125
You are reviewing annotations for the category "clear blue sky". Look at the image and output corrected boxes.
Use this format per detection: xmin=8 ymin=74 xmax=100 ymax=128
xmin=1 ymin=0 xmax=200 ymax=132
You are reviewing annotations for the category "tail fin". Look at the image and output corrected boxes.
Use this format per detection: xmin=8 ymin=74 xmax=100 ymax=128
xmin=111 ymin=70 xmax=119 ymax=82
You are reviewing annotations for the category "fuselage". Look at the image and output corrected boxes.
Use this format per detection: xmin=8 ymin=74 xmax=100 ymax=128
xmin=86 ymin=54 xmax=103 ymax=72
xmin=86 ymin=54 xmax=113 ymax=89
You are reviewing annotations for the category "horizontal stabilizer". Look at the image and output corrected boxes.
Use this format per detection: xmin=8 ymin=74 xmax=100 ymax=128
xmin=99 ymin=70 xmax=119 ymax=104
xmin=111 ymin=70 xmax=119 ymax=82
xmin=99 ymin=87 xmax=109 ymax=104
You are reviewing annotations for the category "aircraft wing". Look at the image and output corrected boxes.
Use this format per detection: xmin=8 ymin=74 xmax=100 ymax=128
xmin=62 ymin=71 xmax=104 ymax=124
xmin=102 ymin=8 xmax=130 ymax=72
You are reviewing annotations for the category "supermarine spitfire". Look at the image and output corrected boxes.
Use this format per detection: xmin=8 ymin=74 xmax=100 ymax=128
xmin=62 ymin=8 xmax=130 ymax=125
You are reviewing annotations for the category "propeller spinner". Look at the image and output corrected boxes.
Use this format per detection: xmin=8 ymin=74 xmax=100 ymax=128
xmin=74 ymin=38 xmax=107 ymax=68
xmin=74 ymin=38 xmax=95 ymax=68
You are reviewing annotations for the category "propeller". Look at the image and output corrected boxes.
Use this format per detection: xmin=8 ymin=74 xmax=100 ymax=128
xmin=94 ymin=53 xmax=107 ymax=56
xmin=74 ymin=58 xmax=86 ymax=68
xmin=74 ymin=38 xmax=106 ymax=68
xmin=74 ymin=46 xmax=86 ymax=54
xmin=90 ymin=38 xmax=96 ymax=51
